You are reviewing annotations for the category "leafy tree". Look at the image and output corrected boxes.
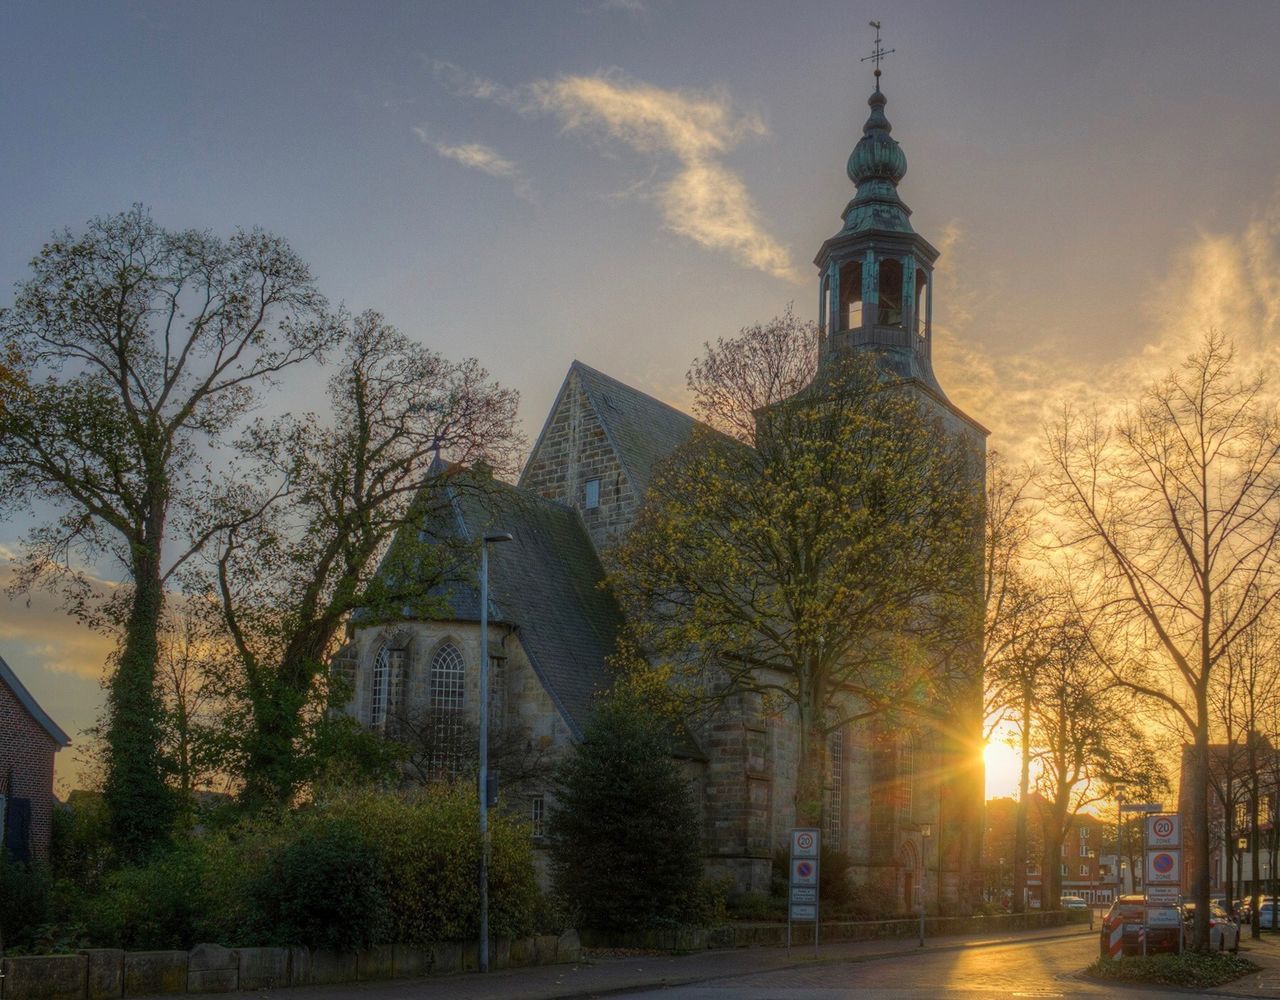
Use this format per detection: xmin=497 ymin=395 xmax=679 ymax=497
xmin=0 ymin=207 xmax=336 ymax=856
xmin=1045 ymin=333 xmax=1280 ymax=948
xmin=548 ymin=692 xmax=703 ymax=932
xmin=207 ymin=313 xmax=521 ymax=807
xmin=610 ymin=313 xmax=982 ymax=827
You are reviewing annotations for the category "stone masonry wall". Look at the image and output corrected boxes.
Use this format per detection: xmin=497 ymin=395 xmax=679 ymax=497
xmin=520 ymin=369 xmax=639 ymax=551
xmin=0 ymin=674 xmax=59 ymax=860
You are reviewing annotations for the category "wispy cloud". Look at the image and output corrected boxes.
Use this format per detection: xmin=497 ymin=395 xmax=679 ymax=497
xmin=428 ymin=60 xmax=801 ymax=282
xmin=933 ymin=186 xmax=1280 ymax=461
xmin=413 ymin=125 xmax=533 ymax=201
xmin=594 ymin=0 xmax=648 ymax=15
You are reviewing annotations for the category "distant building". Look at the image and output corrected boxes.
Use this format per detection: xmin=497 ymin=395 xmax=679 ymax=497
xmin=0 ymin=654 xmax=70 ymax=861
xmin=1021 ymin=794 xmax=1115 ymax=907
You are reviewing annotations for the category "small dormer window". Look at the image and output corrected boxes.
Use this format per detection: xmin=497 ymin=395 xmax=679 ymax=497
xmin=584 ymin=478 xmax=601 ymax=509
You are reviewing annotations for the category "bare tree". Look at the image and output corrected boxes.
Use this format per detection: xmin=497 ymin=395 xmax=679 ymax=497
xmin=1044 ymin=333 xmax=1280 ymax=948
xmin=0 ymin=207 xmax=336 ymax=856
xmin=1027 ymin=610 xmax=1164 ymax=906
xmin=981 ymin=450 xmax=1050 ymax=912
xmin=208 ymin=313 xmax=522 ymax=808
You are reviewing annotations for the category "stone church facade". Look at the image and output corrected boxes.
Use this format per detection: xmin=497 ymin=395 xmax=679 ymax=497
xmin=338 ymin=80 xmax=987 ymax=913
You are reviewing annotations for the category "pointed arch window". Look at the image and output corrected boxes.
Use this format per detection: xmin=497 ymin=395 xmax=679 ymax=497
xmin=897 ymin=734 xmax=914 ymax=827
xmin=430 ymin=642 xmax=466 ymax=778
xmin=827 ymin=729 xmax=845 ymax=847
xmin=370 ymin=645 xmax=407 ymax=732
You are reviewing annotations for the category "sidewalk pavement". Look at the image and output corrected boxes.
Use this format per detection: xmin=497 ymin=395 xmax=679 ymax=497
xmin=260 ymin=923 xmax=1096 ymax=1000
xmin=1208 ymin=932 xmax=1280 ymax=997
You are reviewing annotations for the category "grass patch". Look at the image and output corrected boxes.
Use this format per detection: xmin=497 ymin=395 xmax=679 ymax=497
xmin=1086 ymin=952 xmax=1258 ymax=989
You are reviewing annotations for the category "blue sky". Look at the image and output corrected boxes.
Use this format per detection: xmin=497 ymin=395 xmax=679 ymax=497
xmin=4 ymin=0 xmax=1280 ymax=790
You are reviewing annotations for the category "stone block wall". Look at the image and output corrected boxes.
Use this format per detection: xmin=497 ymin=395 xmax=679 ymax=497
xmin=0 ymin=933 xmax=584 ymax=1000
xmin=521 ymin=368 xmax=639 ymax=551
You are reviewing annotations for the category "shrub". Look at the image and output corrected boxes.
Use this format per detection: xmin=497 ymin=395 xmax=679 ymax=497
xmin=249 ymin=817 xmax=387 ymax=951
xmin=548 ymin=692 xmax=704 ymax=932
xmin=321 ymin=783 xmax=539 ymax=943
xmin=0 ymin=853 xmax=52 ymax=948
xmin=1086 ymin=952 xmax=1258 ymax=989
xmin=86 ymin=844 xmax=205 ymax=950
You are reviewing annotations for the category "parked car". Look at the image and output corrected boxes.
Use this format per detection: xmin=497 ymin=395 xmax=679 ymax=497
xmin=1259 ymin=897 xmax=1280 ymax=928
xmin=1060 ymin=895 xmax=1089 ymax=911
xmin=1098 ymin=895 xmax=1182 ymax=958
xmin=1182 ymin=901 xmax=1239 ymax=952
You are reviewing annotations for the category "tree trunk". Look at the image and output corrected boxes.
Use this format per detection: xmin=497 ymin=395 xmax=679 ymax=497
xmin=794 ymin=692 xmax=827 ymax=829
xmin=103 ymin=549 xmax=173 ymax=859
xmin=1252 ymin=779 xmax=1262 ymax=939
xmin=1011 ymin=687 xmax=1032 ymax=913
xmin=1190 ymin=704 xmax=1212 ymax=950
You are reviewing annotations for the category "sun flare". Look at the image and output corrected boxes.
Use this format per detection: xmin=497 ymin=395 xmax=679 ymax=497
xmin=984 ymin=737 xmax=1024 ymax=801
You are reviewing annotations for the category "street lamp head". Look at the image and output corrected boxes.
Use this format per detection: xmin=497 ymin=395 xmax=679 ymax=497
xmin=483 ymin=532 xmax=513 ymax=544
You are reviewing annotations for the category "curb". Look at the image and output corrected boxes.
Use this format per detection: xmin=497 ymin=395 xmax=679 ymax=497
xmin=524 ymin=925 xmax=1096 ymax=1000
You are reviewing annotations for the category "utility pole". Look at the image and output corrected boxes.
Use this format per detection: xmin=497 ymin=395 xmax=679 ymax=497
xmin=478 ymin=530 xmax=512 ymax=973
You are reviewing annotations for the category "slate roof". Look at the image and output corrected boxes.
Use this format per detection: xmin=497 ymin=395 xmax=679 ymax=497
xmin=525 ymin=361 xmax=700 ymax=500
xmin=411 ymin=470 xmax=626 ymax=739
xmin=0 ymin=654 xmax=70 ymax=747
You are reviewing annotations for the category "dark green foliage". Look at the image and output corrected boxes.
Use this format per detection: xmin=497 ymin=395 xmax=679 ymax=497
xmin=0 ymin=853 xmax=52 ymax=948
xmin=26 ymin=787 xmax=539 ymax=952
xmin=51 ymin=793 xmax=114 ymax=892
xmin=86 ymin=845 xmax=205 ymax=950
xmin=249 ymin=819 xmax=388 ymax=950
xmin=548 ymin=693 xmax=704 ymax=931
xmin=1087 ymin=952 xmax=1258 ymax=988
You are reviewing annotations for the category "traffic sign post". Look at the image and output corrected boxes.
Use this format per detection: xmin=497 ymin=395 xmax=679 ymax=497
xmin=788 ymin=828 xmax=820 ymax=956
xmin=1142 ymin=813 xmax=1182 ymax=956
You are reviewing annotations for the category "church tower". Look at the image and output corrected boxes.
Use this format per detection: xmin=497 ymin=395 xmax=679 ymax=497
xmin=814 ymin=71 xmax=943 ymax=397
xmin=812 ymin=40 xmax=988 ymax=913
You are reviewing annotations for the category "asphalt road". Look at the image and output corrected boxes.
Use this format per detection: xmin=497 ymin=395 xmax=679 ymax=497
xmin=614 ymin=932 xmax=1192 ymax=999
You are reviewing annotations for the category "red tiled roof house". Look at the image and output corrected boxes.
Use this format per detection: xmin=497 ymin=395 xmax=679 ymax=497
xmin=1 ymin=654 xmax=70 ymax=861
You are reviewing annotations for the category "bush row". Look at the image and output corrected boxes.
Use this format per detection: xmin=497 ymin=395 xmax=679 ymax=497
xmin=4 ymin=784 xmax=539 ymax=953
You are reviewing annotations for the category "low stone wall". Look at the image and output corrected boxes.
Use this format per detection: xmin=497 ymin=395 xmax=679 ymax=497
xmin=580 ymin=909 xmax=1080 ymax=951
xmin=0 ymin=931 xmax=581 ymax=1000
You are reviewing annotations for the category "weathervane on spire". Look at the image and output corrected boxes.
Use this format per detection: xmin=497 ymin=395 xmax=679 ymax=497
xmin=861 ymin=20 xmax=895 ymax=91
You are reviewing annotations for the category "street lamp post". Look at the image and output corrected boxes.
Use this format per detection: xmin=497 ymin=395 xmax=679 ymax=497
xmin=919 ymin=823 xmax=932 ymax=948
xmin=478 ymin=531 xmax=512 ymax=974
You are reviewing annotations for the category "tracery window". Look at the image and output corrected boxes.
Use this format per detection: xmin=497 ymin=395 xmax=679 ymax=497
xmin=897 ymin=734 xmax=914 ymax=827
xmin=429 ymin=642 xmax=466 ymax=778
xmin=827 ymin=730 xmax=844 ymax=845
xmin=370 ymin=645 xmax=405 ymax=732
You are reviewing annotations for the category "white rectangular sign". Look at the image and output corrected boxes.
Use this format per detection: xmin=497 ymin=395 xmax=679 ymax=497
xmin=1146 ymin=849 xmax=1181 ymax=885
xmin=791 ymin=828 xmax=820 ymax=859
xmin=790 ymin=886 xmax=817 ymax=904
xmin=790 ymin=903 xmax=817 ymax=921
xmin=1146 ymin=885 xmax=1179 ymax=903
xmin=1146 ymin=905 xmax=1181 ymax=928
xmin=1146 ymin=814 xmax=1181 ymax=848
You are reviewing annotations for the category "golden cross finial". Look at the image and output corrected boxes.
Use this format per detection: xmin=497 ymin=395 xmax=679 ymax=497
xmin=860 ymin=20 xmax=895 ymax=91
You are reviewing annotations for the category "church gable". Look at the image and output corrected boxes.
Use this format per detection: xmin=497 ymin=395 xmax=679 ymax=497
xmin=520 ymin=361 xmax=698 ymax=552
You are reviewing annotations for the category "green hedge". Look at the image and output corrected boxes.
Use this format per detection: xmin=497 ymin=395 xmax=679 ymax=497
xmin=24 ymin=784 xmax=538 ymax=952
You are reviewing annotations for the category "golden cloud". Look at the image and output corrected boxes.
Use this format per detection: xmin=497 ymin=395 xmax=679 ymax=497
xmin=933 ymin=186 xmax=1280 ymax=462
xmin=430 ymin=60 xmax=801 ymax=282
